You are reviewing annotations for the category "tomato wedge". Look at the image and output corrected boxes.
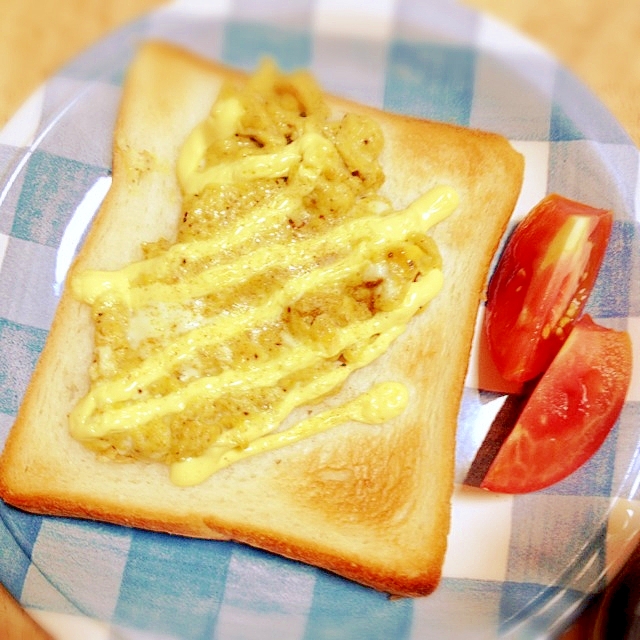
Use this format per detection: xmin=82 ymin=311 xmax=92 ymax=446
xmin=485 ymin=194 xmax=612 ymax=383
xmin=480 ymin=316 xmax=632 ymax=494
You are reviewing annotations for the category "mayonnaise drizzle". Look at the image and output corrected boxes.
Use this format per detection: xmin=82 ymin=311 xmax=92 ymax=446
xmin=69 ymin=67 xmax=459 ymax=485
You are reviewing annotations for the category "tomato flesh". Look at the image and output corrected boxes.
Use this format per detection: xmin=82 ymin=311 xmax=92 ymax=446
xmin=485 ymin=194 xmax=612 ymax=383
xmin=480 ymin=316 xmax=632 ymax=494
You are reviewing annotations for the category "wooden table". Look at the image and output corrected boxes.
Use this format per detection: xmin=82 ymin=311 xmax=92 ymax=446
xmin=0 ymin=0 xmax=637 ymax=638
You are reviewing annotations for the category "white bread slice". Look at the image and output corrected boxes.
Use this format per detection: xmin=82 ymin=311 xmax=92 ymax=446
xmin=0 ymin=42 xmax=523 ymax=597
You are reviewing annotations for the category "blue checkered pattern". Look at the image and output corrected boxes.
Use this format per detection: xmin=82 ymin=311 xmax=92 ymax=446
xmin=0 ymin=1 xmax=638 ymax=638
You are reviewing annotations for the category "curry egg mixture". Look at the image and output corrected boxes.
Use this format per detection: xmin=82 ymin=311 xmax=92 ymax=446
xmin=69 ymin=60 xmax=458 ymax=485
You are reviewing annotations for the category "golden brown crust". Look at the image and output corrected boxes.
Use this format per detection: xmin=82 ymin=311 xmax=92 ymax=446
xmin=0 ymin=41 xmax=524 ymax=597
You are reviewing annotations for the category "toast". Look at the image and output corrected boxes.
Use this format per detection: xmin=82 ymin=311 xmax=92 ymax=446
xmin=0 ymin=41 xmax=524 ymax=597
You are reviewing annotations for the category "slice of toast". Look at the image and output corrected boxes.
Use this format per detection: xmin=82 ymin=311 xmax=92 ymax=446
xmin=0 ymin=41 xmax=523 ymax=597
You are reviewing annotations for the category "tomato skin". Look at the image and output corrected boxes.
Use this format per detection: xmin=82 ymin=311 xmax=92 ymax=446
xmin=480 ymin=316 xmax=632 ymax=494
xmin=485 ymin=194 xmax=612 ymax=383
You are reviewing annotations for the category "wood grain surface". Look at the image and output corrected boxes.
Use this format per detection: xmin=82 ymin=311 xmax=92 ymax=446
xmin=0 ymin=0 xmax=637 ymax=638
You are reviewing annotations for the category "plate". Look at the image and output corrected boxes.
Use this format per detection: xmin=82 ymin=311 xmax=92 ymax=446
xmin=0 ymin=1 xmax=639 ymax=638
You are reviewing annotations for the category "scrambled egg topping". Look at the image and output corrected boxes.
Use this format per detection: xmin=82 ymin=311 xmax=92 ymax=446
xmin=69 ymin=60 xmax=458 ymax=485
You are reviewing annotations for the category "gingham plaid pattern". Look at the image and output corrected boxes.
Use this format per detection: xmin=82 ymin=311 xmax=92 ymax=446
xmin=0 ymin=1 xmax=638 ymax=638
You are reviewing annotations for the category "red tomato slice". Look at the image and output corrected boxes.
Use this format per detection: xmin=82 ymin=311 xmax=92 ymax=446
xmin=480 ymin=315 xmax=632 ymax=494
xmin=485 ymin=194 xmax=612 ymax=383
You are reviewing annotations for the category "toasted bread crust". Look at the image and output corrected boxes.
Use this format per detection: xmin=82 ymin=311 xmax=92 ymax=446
xmin=0 ymin=41 xmax=523 ymax=596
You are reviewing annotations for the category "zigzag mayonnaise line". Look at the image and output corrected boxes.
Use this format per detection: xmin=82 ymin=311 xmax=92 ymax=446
xmin=68 ymin=57 xmax=459 ymax=485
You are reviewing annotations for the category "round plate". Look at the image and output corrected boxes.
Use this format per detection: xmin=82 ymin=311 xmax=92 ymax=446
xmin=0 ymin=2 xmax=638 ymax=638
